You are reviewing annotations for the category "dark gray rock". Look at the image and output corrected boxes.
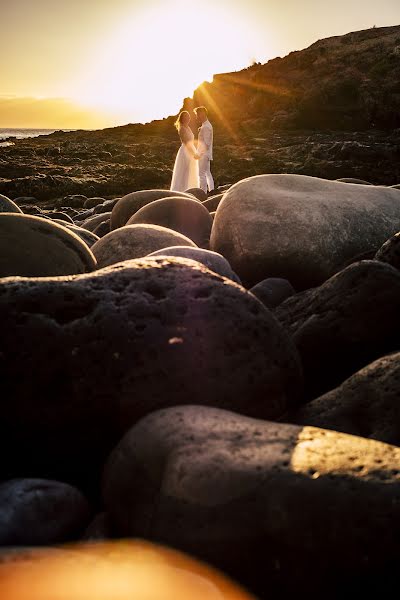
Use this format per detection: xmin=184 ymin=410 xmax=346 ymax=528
xmin=202 ymin=193 xmax=223 ymax=212
xmin=92 ymin=224 xmax=197 ymax=268
xmin=0 ymin=194 xmax=22 ymax=214
xmin=0 ymin=479 xmax=90 ymax=546
xmin=82 ymin=212 xmax=112 ymax=232
xmin=84 ymin=197 xmax=106 ymax=209
xmin=82 ymin=512 xmax=113 ymax=541
xmin=58 ymin=223 xmax=99 ymax=248
xmin=49 ymin=212 xmax=74 ymax=224
xmin=13 ymin=196 xmax=38 ymax=204
xmin=127 ymin=197 xmax=213 ymax=247
xmin=375 ymin=231 xmax=400 ymax=270
xmin=93 ymin=219 xmax=110 ymax=238
xmin=0 ymin=257 xmax=302 ymax=483
xmin=292 ymin=352 xmax=400 ymax=446
xmin=185 ymin=187 xmax=207 ymax=201
xmin=211 ymin=174 xmax=400 ymax=289
xmin=147 ymin=246 xmax=241 ymax=284
xmin=94 ymin=198 xmax=120 ymax=214
xmin=111 ymin=190 xmax=194 ymax=230
xmin=62 ymin=194 xmax=87 ymax=208
xmin=103 ymin=405 xmax=400 ymax=596
xmin=250 ymin=277 xmax=295 ymax=309
xmin=0 ymin=213 xmax=97 ymax=277
xmin=275 ymin=260 xmax=400 ymax=399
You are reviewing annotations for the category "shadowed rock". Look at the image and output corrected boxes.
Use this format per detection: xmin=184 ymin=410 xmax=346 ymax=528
xmin=250 ymin=277 xmax=295 ymax=309
xmin=0 ymin=479 xmax=90 ymax=546
xmin=185 ymin=187 xmax=208 ymax=201
xmin=81 ymin=212 xmax=112 ymax=232
xmin=103 ymin=405 xmax=400 ymax=596
xmin=127 ymin=197 xmax=213 ymax=247
xmin=0 ymin=213 xmax=97 ymax=277
xmin=202 ymin=194 xmax=223 ymax=212
xmin=274 ymin=260 xmax=400 ymax=399
xmin=292 ymin=352 xmax=400 ymax=446
xmin=0 ymin=257 xmax=302 ymax=485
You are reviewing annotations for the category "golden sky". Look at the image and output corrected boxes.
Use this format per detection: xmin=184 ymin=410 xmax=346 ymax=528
xmin=1 ymin=0 xmax=399 ymax=128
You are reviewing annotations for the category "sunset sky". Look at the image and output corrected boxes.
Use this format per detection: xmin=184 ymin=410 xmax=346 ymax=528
xmin=1 ymin=0 xmax=400 ymax=129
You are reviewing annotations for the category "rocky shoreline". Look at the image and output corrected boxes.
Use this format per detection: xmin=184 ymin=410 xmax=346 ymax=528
xmin=0 ymin=126 xmax=399 ymax=207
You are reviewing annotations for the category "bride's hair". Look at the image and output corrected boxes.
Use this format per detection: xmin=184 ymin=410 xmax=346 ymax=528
xmin=174 ymin=110 xmax=189 ymax=130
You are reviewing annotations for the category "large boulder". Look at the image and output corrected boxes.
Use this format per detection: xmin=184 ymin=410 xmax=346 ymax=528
xmin=103 ymin=405 xmax=400 ymax=596
xmin=127 ymin=197 xmax=213 ymax=247
xmin=292 ymin=352 xmax=400 ymax=446
xmin=0 ymin=479 xmax=90 ymax=546
xmin=111 ymin=190 xmax=194 ymax=230
xmin=0 ymin=194 xmax=22 ymax=214
xmin=210 ymin=174 xmax=400 ymax=289
xmin=274 ymin=260 xmax=400 ymax=399
xmin=0 ymin=213 xmax=96 ymax=277
xmin=0 ymin=257 xmax=302 ymax=484
xmin=375 ymin=231 xmax=400 ymax=270
xmin=92 ymin=224 xmax=197 ymax=268
xmin=147 ymin=246 xmax=241 ymax=283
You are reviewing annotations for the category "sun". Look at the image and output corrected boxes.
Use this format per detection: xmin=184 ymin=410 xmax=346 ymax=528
xmin=67 ymin=0 xmax=267 ymax=125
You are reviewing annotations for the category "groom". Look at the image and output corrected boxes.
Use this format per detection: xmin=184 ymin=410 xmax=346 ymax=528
xmin=194 ymin=106 xmax=214 ymax=194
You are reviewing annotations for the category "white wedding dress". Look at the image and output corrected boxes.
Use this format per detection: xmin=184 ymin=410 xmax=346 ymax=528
xmin=170 ymin=125 xmax=199 ymax=192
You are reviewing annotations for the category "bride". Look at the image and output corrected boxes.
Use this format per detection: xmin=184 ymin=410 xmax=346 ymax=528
xmin=170 ymin=110 xmax=199 ymax=192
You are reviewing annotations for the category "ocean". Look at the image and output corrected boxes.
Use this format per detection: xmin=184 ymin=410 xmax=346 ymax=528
xmin=0 ymin=128 xmax=76 ymax=142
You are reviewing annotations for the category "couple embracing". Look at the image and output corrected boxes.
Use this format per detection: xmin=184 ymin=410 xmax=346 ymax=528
xmin=170 ymin=106 xmax=214 ymax=194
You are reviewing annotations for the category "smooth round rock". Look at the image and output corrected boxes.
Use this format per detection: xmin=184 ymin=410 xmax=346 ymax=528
xmin=275 ymin=260 xmax=400 ymax=399
xmin=147 ymin=246 xmax=241 ymax=284
xmin=0 ymin=479 xmax=90 ymax=546
xmin=93 ymin=219 xmax=110 ymax=238
xmin=49 ymin=212 xmax=74 ymax=224
xmin=336 ymin=177 xmax=374 ymax=185
xmin=0 ymin=257 xmax=302 ymax=483
xmin=111 ymin=190 xmax=194 ymax=230
xmin=210 ymin=174 xmax=400 ymax=289
xmin=250 ymin=277 xmax=295 ymax=309
xmin=94 ymin=198 xmax=120 ymax=214
xmin=202 ymin=194 xmax=223 ymax=212
xmin=103 ymin=405 xmax=400 ymax=596
xmin=185 ymin=187 xmax=208 ymax=201
xmin=59 ymin=223 xmax=99 ymax=248
xmin=84 ymin=197 xmax=106 ymax=209
xmin=375 ymin=231 xmax=400 ymax=270
xmin=0 ymin=213 xmax=97 ymax=277
xmin=92 ymin=224 xmax=197 ymax=268
xmin=292 ymin=352 xmax=400 ymax=447
xmin=0 ymin=194 xmax=22 ymax=214
xmin=127 ymin=197 xmax=212 ymax=247
xmin=81 ymin=212 xmax=112 ymax=232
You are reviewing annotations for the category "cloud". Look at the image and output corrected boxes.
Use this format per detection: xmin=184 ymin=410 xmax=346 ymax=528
xmin=0 ymin=96 xmax=119 ymax=129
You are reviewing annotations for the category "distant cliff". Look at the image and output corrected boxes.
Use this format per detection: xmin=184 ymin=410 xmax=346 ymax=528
xmin=181 ymin=24 xmax=400 ymax=133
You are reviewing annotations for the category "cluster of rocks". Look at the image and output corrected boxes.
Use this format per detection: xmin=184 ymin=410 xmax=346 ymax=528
xmin=1 ymin=174 xmax=400 ymax=597
xmin=0 ymin=128 xmax=399 ymax=203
